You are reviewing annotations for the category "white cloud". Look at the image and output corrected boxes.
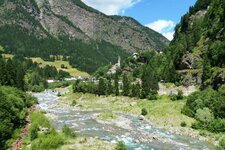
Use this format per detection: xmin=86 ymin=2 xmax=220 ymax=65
xmin=81 ymin=0 xmax=142 ymax=15
xmin=145 ymin=20 xmax=176 ymax=41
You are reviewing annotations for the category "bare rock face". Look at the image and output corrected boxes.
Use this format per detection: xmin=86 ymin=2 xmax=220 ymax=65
xmin=43 ymin=0 xmax=169 ymax=52
xmin=179 ymin=53 xmax=201 ymax=70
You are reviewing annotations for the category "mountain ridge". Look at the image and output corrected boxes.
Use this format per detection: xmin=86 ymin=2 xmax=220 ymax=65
xmin=0 ymin=0 xmax=169 ymax=73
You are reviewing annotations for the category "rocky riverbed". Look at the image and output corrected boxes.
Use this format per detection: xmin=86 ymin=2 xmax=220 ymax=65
xmin=33 ymin=91 xmax=216 ymax=150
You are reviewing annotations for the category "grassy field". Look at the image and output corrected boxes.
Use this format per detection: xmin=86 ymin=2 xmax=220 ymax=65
xmin=31 ymin=57 xmax=89 ymax=77
xmin=2 ymin=54 xmax=13 ymax=59
xmin=97 ymin=111 xmax=118 ymax=121
xmin=1 ymin=54 xmax=89 ymax=77
xmin=60 ymin=93 xmax=195 ymax=129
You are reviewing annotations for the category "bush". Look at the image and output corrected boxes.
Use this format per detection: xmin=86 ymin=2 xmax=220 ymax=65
xmin=208 ymin=119 xmax=225 ymax=132
xmin=61 ymin=64 xmax=65 ymax=68
xmin=115 ymin=141 xmax=126 ymax=150
xmin=0 ymin=86 xmax=37 ymax=148
xmin=180 ymin=121 xmax=187 ymax=127
xmin=71 ymin=100 xmax=77 ymax=106
xmin=170 ymin=90 xmax=183 ymax=101
xmin=182 ymin=88 xmax=225 ymax=118
xmin=177 ymin=90 xmax=184 ymax=100
xmin=31 ymin=129 xmax=64 ymax=150
xmin=57 ymin=92 xmax=61 ymax=97
xmin=191 ymin=119 xmax=225 ymax=132
xmin=217 ymin=137 xmax=225 ymax=150
xmin=30 ymin=124 xmax=38 ymax=141
xmin=191 ymin=121 xmax=201 ymax=129
xmin=169 ymin=94 xmax=178 ymax=101
xmin=31 ymin=112 xmax=51 ymax=128
xmin=62 ymin=125 xmax=76 ymax=138
xmin=141 ymin=108 xmax=148 ymax=116
xmin=147 ymin=90 xmax=158 ymax=100
xmin=195 ymin=107 xmax=214 ymax=123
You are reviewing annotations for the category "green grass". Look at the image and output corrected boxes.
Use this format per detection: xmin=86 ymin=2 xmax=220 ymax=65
xmin=97 ymin=112 xmax=118 ymax=121
xmin=161 ymin=83 xmax=176 ymax=88
xmin=31 ymin=112 xmax=51 ymax=128
xmin=2 ymin=54 xmax=14 ymax=59
xmin=31 ymin=57 xmax=89 ymax=77
xmin=48 ymin=81 xmax=74 ymax=89
xmin=1 ymin=54 xmax=90 ymax=77
xmin=137 ymin=96 xmax=194 ymax=127
xmin=61 ymin=93 xmax=195 ymax=128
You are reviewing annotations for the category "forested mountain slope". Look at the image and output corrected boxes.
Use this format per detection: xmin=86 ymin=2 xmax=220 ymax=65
xmin=0 ymin=0 xmax=169 ymax=73
xmin=164 ymin=0 xmax=225 ymax=88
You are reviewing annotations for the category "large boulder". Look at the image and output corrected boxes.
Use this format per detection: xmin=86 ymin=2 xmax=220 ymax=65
xmin=139 ymin=115 xmax=145 ymax=120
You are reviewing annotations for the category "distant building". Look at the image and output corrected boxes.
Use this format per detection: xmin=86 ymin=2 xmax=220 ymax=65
xmin=47 ymin=80 xmax=55 ymax=83
xmin=132 ymin=53 xmax=139 ymax=60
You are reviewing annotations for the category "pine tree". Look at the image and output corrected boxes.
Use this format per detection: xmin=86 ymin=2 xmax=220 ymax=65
xmin=122 ymin=73 xmax=130 ymax=96
xmin=73 ymin=80 xmax=81 ymax=93
xmin=5 ymin=59 xmax=16 ymax=86
xmin=141 ymin=65 xmax=159 ymax=99
xmin=131 ymin=83 xmax=141 ymax=98
xmin=98 ymin=78 xmax=106 ymax=96
xmin=0 ymin=57 xmax=7 ymax=85
xmin=114 ymin=73 xmax=119 ymax=96
xmin=15 ymin=65 xmax=25 ymax=91
xmin=106 ymin=78 xmax=113 ymax=95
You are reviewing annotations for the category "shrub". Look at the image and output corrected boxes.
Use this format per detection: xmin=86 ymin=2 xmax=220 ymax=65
xmin=0 ymin=86 xmax=37 ymax=148
xmin=57 ymin=92 xmax=61 ymax=97
xmin=115 ymin=141 xmax=126 ymax=150
xmin=191 ymin=121 xmax=201 ymax=129
xmin=62 ymin=125 xmax=76 ymax=138
xmin=209 ymin=119 xmax=225 ymax=132
xmin=61 ymin=64 xmax=65 ymax=68
xmin=217 ymin=136 xmax=225 ymax=150
xmin=177 ymin=90 xmax=184 ymax=100
xmin=169 ymin=94 xmax=177 ymax=101
xmin=148 ymin=90 xmax=158 ymax=100
xmin=31 ymin=129 xmax=64 ymax=150
xmin=31 ymin=112 xmax=51 ymax=128
xmin=71 ymin=100 xmax=77 ymax=106
xmin=141 ymin=108 xmax=148 ymax=116
xmin=170 ymin=90 xmax=183 ymax=101
xmin=195 ymin=107 xmax=214 ymax=123
xmin=30 ymin=124 xmax=38 ymax=141
xmin=180 ymin=121 xmax=187 ymax=127
xmin=182 ymin=88 xmax=225 ymax=118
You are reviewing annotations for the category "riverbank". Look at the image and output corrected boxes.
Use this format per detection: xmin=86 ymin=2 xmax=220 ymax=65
xmin=19 ymin=109 xmax=114 ymax=150
xmin=59 ymin=92 xmax=219 ymax=146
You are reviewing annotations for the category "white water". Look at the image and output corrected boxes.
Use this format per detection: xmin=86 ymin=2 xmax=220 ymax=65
xmin=33 ymin=91 xmax=215 ymax=150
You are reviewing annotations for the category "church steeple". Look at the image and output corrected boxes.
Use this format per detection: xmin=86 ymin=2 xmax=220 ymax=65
xmin=118 ymin=56 xmax=121 ymax=68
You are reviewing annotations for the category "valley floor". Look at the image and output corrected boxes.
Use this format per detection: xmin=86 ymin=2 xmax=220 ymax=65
xmin=20 ymin=90 xmax=219 ymax=149
xmin=59 ymin=93 xmax=218 ymax=145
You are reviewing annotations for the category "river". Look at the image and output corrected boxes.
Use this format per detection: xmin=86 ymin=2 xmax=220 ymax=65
xmin=33 ymin=91 xmax=215 ymax=150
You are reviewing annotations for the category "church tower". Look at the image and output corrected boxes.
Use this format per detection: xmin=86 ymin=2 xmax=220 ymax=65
xmin=118 ymin=56 xmax=121 ymax=68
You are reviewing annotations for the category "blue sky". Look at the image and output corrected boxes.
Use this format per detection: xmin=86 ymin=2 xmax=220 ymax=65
xmin=81 ymin=0 xmax=196 ymax=40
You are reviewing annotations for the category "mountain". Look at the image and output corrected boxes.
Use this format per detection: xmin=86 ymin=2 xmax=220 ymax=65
xmin=163 ymin=0 xmax=225 ymax=88
xmin=0 ymin=0 xmax=169 ymax=73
